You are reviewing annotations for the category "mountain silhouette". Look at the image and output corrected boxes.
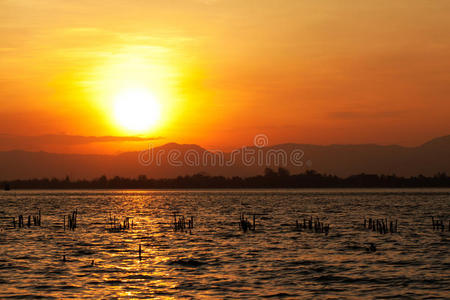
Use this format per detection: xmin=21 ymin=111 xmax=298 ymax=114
xmin=0 ymin=135 xmax=449 ymax=180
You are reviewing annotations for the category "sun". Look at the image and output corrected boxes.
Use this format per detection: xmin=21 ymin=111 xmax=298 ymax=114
xmin=113 ymin=88 xmax=161 ymax=133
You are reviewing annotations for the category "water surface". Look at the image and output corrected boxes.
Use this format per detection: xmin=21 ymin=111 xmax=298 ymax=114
xmin=0 ymin=189 xmax=449 ymax=298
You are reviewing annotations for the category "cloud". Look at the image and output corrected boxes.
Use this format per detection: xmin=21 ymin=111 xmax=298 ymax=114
xmin=0 ymin=134 xmax=162 ymax=149
xmin=328 ymin=110 xmax=405 ymax=120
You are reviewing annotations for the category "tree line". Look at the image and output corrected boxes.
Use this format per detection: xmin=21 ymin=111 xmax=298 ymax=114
xmin=2 ymin=168 xmax=450 ymax=189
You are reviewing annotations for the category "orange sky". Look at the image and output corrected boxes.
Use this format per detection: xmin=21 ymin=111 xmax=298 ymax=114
xmin=1 ymin=0 xmax=449 ymax=154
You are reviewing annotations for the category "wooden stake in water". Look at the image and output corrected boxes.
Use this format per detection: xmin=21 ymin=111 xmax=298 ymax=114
xmin=139 ymin=244 xmax=142 ymax=260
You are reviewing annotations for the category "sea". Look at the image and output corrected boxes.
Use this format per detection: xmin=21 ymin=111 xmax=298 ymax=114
xmin=0 ymin=189 xmax=449 ymax=299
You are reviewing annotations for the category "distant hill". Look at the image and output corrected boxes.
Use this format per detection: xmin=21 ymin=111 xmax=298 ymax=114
xmin=0 ymin=135 xmax=449 ymax=180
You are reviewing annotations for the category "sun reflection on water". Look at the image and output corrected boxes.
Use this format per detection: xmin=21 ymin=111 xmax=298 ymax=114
xmin=0 ymin=189 xmax=449 ymax=298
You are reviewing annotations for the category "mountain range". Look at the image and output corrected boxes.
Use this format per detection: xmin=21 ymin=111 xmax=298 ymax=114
xmin=0 ymin=135 xmax=449 ymax=180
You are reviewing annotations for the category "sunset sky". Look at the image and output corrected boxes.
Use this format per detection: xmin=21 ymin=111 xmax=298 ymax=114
xmin=1 ymin=0 xmax=449 ymax=154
